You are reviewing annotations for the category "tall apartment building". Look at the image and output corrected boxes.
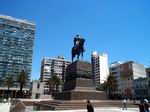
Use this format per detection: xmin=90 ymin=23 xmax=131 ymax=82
xmin=91 ymin=51 xmax=109 ymax=87
xmin=0 ymin=15 xmax=35 ymax=97
xmin=40 ymin=56 xmax=71 ymax=94
xmin=109 ymin=61 xmax=122 ymax=96
xmin=110 ymin=61 xmax=147 ymax=99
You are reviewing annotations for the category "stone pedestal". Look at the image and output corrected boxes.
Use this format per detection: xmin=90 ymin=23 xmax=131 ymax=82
xmin=54 ymin=61 xmax=106 ymax=100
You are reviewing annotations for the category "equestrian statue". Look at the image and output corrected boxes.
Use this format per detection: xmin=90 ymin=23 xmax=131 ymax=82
xmin=71 ymin=35 xmax=85 ymax=62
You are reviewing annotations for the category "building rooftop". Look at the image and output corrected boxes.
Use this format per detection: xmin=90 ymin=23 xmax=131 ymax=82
xmin=43 ymin=57 xmax=71 ymax=62
xmin=0 ymin=14 xmax=35 ymax=26
xmin=110 ymin=61 xmax=123 ymax=66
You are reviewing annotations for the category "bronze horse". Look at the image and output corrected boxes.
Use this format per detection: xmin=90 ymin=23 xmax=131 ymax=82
xmin=71 ymin=35 xmax=85 ymax=62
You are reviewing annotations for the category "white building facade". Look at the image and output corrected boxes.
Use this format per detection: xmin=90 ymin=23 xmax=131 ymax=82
xmin=91 ymin=51 xmax=109 ymax=87
xmin=109 ymin=61 xmax=122 ymax=96
xmin=40 ymin=56 xmax=71 ymax=94
xmin=31 ymin=80 xmax=44 ymax=99
xmin=110 ymin=61 xmax=147 ymax=99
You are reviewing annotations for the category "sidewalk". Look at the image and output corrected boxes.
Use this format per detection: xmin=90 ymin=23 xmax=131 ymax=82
xmin=0 ymin=103 xmax=11 ymax=112
xmin=26 ymin=107 xmax=139 ymax=112
xmin=0 ymin=102 xmax=139 ymax=112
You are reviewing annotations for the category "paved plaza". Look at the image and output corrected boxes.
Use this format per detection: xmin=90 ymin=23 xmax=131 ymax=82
xmin=0 ymin=102 xmax=139 ymax=112
xmin=56 ymin=107 xmax=139 ymax=112
xmin=0 ymin=103 xmax=11 ymax=112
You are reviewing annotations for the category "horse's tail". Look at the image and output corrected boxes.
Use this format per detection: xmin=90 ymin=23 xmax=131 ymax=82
xmin=71 ymin=47 xmax=75 ymax=62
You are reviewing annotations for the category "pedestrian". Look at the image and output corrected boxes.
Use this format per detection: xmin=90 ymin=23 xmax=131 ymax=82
xmin=8 ymin=97 xmax=11 ymax=104
xmin=139 ymin=100 xmax=145 ymax=112
xmin=122 ymin=99 xmax=127 ymax=110
xmin=144 ymin=99 xmax=149 ymax=112
xmin=87 ymin=100 xmax=94 ymax=112
xmin=144 ymin=99 xmax=149 ymax=104
xmin=4 ymin=98 xmax=6 ymax=104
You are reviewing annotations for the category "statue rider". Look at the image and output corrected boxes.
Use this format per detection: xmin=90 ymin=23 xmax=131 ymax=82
xmin=74 ymin=35 xmax=80 ymax=47
xmin=72 ymin=35 xmax=85 ymax=62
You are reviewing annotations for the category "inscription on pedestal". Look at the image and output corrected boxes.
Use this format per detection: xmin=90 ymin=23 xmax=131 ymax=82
xmin=65 ymin=61 xmax=93 ymax=81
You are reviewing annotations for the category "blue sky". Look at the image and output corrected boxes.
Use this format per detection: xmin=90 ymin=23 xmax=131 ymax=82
xmin=0 ymin=0 xmax=150 ymax=80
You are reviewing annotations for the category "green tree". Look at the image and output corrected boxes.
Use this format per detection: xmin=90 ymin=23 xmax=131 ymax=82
xmin=5 ymin=76 xmax=13 ymax=99
xmin=54 ymin=75 xmax=61 ymax=92
xmin=47 ymin=74 xmax=61 ymax=94
xmin=47 ymin=78 xmax=54 ymax=94
xmin=0 ymin=78 xmax=3 ymax=87
xmin=96 ymin=84 xmax=103 ymax=91
xmin=103 ymin=74 xmax=118 ymax=99
xmin=96 ymin=82 xmax=108 ymax=91
xmin=17 ymin=70 xmax=28 ymax=98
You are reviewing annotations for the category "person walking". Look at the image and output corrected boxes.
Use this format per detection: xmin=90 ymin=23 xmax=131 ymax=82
xmin=139 ymin=100 xmax=145 ymax=112
xmin=8 ymin=97 xmax=11 ymax=104
xmin=122 ymin=99 xmax=127 ymax=110
xmin=87 ymin=100 xmax=94 ymax=112
xmin=144 ymin=99 xmax=149 ymax=112
xmin=4 ymin=98 xmax=6 ymax=104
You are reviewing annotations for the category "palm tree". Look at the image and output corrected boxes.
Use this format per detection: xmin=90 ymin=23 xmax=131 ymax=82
xmin=0 ymin=78 xmax=3 ymax=86
xmin=53 ymin=75 xmax=61 ymax=92
xmin=96 ymin=81 xmax=107 ymax=91
xmin=102 ymin=74 xmax=118 ymax=99
xmin=47 ymin=74 xmax=61 ymax=94
xmin=17 ymin=70 xmax=28 ymax=98
xmin=47 ymin=78 xmax=54 ymax=95
xmin=5 ymin=76 xmax=13 ymax=99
